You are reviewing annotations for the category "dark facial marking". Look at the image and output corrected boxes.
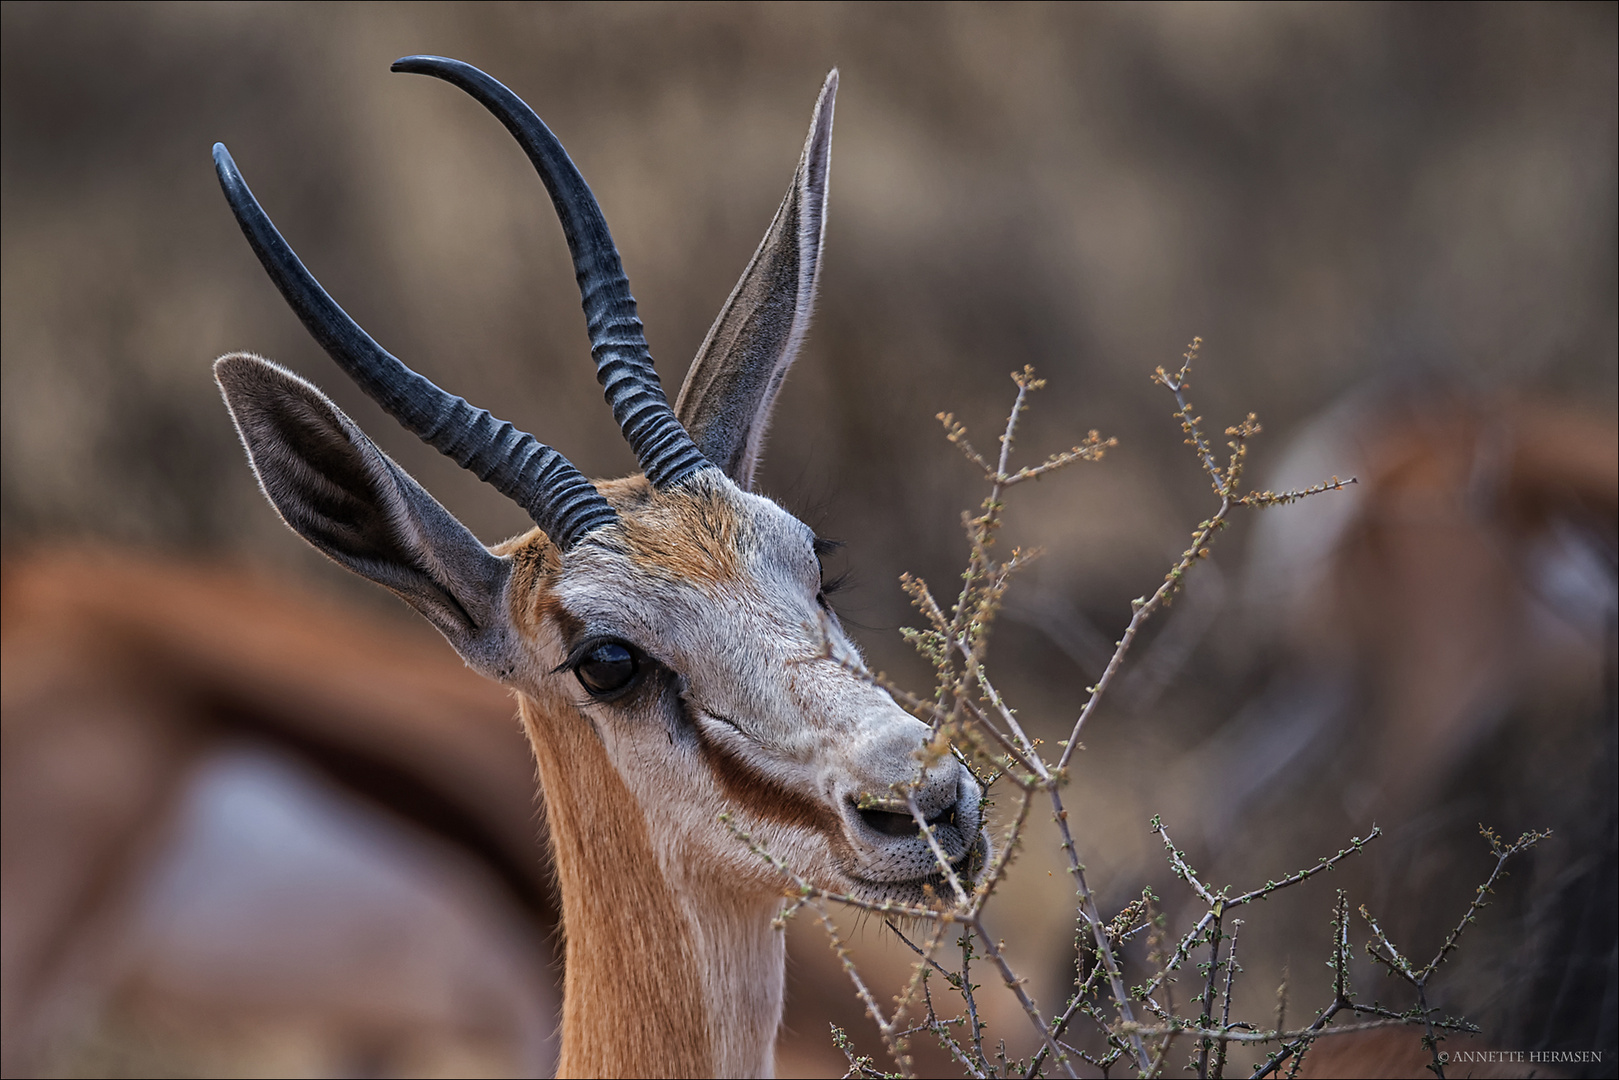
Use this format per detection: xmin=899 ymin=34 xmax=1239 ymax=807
xmin=690 ymin=721 xmax=841 ymax=838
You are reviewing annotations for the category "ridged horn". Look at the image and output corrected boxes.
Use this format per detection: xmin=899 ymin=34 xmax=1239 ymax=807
xmin=212 ymin=142 xmax=618 ymax=550
xmin=392 ymin=55 xmax=711 ymax=490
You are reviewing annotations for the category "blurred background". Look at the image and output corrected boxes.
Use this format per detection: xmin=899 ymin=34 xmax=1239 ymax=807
xmin=3 ymin=3 xmax=1614 ymax=1077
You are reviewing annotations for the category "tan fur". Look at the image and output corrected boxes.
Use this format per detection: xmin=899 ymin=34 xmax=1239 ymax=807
xmin=605 ymin=478 xmax=744 ymax=588
xmin=503 ymin=534 xmax=569 ymax=643
xmin=518 ymin=688 xmax=712 ymax=1078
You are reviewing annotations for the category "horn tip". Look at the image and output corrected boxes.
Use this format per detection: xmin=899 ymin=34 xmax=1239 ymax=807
xmin=212 ymin=142 xmax=240 ymax=187
xmin=391 ymin=54 xmax=457 ymax=76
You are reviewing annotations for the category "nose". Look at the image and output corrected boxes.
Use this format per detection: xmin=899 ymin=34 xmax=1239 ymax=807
xmin=853 ymin=757 xmax=980 ymax=837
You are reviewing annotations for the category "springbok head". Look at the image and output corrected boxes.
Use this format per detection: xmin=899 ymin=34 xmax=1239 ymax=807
xmin=212 ymin=57 xmax=986 ymax=931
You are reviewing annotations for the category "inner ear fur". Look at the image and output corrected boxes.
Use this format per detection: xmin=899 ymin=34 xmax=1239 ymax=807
xmin=215 ymin=353 xmax=514 ymax=672
xmin=675 ymin=71 xmax=836 ymax=490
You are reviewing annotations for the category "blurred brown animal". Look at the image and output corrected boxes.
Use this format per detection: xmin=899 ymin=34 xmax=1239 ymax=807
xmin=1 ymin=546 xmax=561 ymax=1077
xmin=1255 ymin=391 xmax=1616 ymax=807
xmin=1231 ymin=388 xmax=1617 ymax=1076
xmin=1298 ymin=1026 xmax=1570 ymax=1080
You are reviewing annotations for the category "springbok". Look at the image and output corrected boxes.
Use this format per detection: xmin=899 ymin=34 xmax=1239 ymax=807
xmin=211 ymin=56 xmax=986 ymax=1078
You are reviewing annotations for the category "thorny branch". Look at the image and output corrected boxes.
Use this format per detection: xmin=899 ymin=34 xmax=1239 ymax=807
xmin=727 ymin=344 xmax=1538 ymax=1079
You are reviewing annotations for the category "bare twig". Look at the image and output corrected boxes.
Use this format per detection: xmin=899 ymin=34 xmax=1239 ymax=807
xmin=967 ymin=913 xmax=1079 ymax=1079
xmin=727 ymin=352 xmax=1516 ymax=1080
xmin=1195 ymin=910 xmax=1224 ymax=1079
xmin=1213 ymin=919 xmax=1243 ymax=1080
xmin=1422 ymin=827 xmax=1550 ymax=980
xmin=813 ymin=898 xmax=913 ymax=1077
xmin=906 ymin=791 xmax=971 ymax=906
xmin=1054 ymin=787 xmax=1150 ymax=1068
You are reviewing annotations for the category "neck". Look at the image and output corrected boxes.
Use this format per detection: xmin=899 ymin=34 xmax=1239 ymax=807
xmin=519 ymin=695 xmax=785 ymax=1078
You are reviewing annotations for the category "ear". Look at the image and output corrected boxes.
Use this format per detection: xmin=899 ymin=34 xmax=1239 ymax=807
xmin=675 ymin=70 xmax=836 ymax=490
xmin=215 ymin=353 xmax=517 ymax=677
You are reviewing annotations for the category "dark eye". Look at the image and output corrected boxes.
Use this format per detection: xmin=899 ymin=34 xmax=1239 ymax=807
xmin=574 ymin=641 xmax=640 ymax=697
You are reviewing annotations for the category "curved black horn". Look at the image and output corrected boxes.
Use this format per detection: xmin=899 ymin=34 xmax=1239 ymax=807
xmin=391 ymin=55 xmax=711 ymax=490
xmin=212 ymin=143 xmax=617 ymax=550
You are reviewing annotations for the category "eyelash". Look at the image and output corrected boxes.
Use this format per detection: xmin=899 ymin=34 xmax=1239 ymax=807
xmin=813 ymin=536 xmax=847 ymax=603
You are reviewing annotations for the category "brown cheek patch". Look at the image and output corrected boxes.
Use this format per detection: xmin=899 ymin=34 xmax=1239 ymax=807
xmin=693 ymin=725 xmax=842 ymax=840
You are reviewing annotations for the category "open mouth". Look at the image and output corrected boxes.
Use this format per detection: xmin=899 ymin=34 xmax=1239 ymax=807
xmin=855 ymin=801 xmax=956 ymax=838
